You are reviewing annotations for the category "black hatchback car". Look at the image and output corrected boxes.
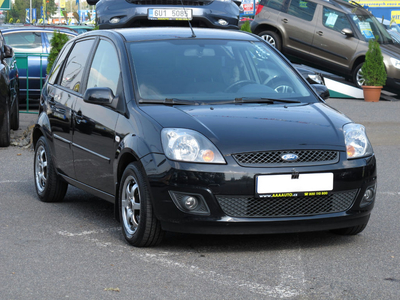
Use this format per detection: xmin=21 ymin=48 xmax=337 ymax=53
xmin=33 ymin=27 xmax=376 ymax=247
xmin=87 ymin=0 xmax=241 ymax=30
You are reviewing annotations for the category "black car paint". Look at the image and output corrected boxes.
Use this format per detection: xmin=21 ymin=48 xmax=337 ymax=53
xmin=33 ymin=28 xmax=376 ymax=236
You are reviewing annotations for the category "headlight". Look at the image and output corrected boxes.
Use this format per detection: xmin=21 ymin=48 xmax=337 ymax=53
xmin=161 ymin=128 xmax=225 ymax=164
xmin=307 ymin=74 xmax=323 ymax=84
xmin=343 ymin=123 xmax=373 ymax=159
xmin=390 ymin=57 xmax=400 ymax=69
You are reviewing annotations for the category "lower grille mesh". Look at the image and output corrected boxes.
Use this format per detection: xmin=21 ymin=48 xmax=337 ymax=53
xmin=216 ymin=190 xmax=358 ymax=218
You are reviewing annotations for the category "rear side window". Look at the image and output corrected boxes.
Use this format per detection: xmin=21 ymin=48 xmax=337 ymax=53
xmin=60 ymin=39 xmax=94 ymax=93
xmin=259 ymin=0 xmax=288 ymax=13
xmin=322 ymin=7 xmax=352 ymax=33
xmin=288 ymin=0 xmax=317 ymax=22
xmin=3 ymin=31 xmax=43 ymax=53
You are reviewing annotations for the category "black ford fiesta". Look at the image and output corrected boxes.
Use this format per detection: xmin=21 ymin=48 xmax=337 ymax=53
xmin=33 ymin=27 xmax=376 ymax=247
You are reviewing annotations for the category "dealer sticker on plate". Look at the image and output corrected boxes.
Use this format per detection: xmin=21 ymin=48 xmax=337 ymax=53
xmin=256 ymin=173 xmax=333 ymax=197
xmin=148 ymin=8 xmax=193 ymax=21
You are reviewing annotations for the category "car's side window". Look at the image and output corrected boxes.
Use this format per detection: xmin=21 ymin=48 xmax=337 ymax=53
xmin=3 ymin=32 xmax=43 ymax=53
xmin=322 ymin=7 xmax=352 ymax=33
xmin=287 ymin=0 xmax=317 ymax=22
xmin=60 ymin=39 xmax=94 ymax=93
xmin=259 ymin=0 xmax=288 ymax=13
xmin=48 ymin=43 xmax=73 ymax=85
xmin=86 ymin=39 xmax=121 ymax=96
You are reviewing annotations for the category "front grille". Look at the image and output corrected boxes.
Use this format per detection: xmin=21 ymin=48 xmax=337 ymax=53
xmin=216 ymin=190 xmax=358 ymax=218
xmin=232 ymin=150 xmax=339 ymax=167
xmin=127 ymin=0 xmax=213 ymax=5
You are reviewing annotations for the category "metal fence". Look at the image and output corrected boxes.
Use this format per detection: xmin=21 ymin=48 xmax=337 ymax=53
xmin=15 ymin=53 xmax=49 ymax=114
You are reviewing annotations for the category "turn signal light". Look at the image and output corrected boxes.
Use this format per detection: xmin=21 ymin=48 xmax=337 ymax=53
xmin=346 ymin=145 xmax=356 ymax=158
xmin=202 ymin=150 xmax=215 ymax=162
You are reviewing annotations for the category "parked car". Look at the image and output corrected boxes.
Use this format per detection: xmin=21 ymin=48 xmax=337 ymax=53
xmin=65 ymin=25 xmax=94 ymax=34
xmin=1 ymin=26 xmax=77 ymax=106
xmin=251 ymin=0 xmax=400 ymax=93
xmin=33 ymin=27 xmax=376 ymax=247
xmin=0 ymin=30 xmax=19 ymax=147
xmin=87 ymin=0 xmax=241 ymax=30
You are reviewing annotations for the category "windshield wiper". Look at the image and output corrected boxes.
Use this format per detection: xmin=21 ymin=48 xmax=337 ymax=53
xmin=139 ymin=98 xmax=200 ymax=105
xmin=234 ymin=97 xmax=301 ymax=104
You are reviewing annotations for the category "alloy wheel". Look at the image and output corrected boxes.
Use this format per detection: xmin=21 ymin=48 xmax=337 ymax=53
xmin=121 ymin=175 xmax=141 ymax=235
xmin=35 ymin=145 xmax=47 ymax=193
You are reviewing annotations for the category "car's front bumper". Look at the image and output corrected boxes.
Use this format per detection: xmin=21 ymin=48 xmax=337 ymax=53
xmin=141 ymin=152 xmax=377 ymax=235
xmin=97 ymin=5 xmax=239 ymax=29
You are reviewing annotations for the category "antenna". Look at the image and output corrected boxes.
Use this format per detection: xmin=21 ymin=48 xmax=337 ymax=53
xmin=179 ymin=0 xmax=196 ymax=38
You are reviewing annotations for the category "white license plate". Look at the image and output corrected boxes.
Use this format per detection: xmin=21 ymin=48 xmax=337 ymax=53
xmin=256 ymin=173 xmax=333 ymax=194
xmin=148 ymin=8 xmax=193 ymax=20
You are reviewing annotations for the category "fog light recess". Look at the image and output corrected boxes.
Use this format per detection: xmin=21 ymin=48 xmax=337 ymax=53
xmin=110 ymin=17 xmax=121 ymax=24
xmin=360 ymin=184 xmax=377 ymax=208
xmin=169 ymin=191 xmax=210 ymax=215
xmin=218 ymin=19 xmax=229 ymax=26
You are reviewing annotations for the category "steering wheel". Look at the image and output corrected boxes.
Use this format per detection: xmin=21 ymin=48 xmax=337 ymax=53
xmin=225 ymin=80 xmax=256 ymax=92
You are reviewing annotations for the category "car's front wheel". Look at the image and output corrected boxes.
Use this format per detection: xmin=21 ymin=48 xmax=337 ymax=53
xmin=352 ymin=63 xmax=365 ymax=88
xmin=34 ymin=136 xmax=68 ymax=202
xmin=0 ymin=104 xmax=10 ymax=147
xmin=258 ymin=30 xmax=281 ymax=51
xmin=119 ymin=162 xmax=164 ymax=247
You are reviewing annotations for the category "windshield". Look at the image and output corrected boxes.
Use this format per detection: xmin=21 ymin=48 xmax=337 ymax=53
xmin=351 ymin=13 xmax=394 ymax=44
xmin=128 ymin=40 xmax=319 ymax=104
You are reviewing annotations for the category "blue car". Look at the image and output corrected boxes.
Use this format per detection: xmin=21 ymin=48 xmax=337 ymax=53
xmin=1 ymin=26 xmax=77 ymax=107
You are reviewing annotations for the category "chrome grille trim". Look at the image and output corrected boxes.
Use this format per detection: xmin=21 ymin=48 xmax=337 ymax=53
xmin=127 ymin=0 xmax=213 ymax=6
xmin=216 ymin=190 xmax=358 ymax=218
xmin=232 ymin=150 xmax=339 ymax=167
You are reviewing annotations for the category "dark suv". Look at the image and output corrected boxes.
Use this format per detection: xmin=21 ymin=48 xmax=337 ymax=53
xmin=0 ymin=30 xmax=19 ymax=147
xmin=87 ymin=0 xmax=241 ymax=30
xmin=251 ymin=0 xmax=400 ymax=93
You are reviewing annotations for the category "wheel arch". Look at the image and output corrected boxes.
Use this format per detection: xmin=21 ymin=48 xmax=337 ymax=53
xmin=252 ymin=24 xmax=282 ymax=39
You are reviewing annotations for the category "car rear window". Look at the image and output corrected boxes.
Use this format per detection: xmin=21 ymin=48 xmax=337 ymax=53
xmin=3 ymin=31 xmax=43 ymax=53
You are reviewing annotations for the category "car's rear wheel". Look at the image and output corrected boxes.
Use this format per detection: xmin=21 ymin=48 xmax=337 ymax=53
xmin=10 ymin=92 xmax=19 ymax=131
xmin=0 ymin=104 xmax=11 ymax=147
xmin=34 ymin=136 xmax=68 ymax=202
xmin=258 ymin=31 xmax=281 ymax=51
xmin=330 ymin=216 xmax=370 ymax=235
xmin=352 ymin=63 xmax=365 ymax=88
xmin=119 ymin=162 xmax=164 ymax=247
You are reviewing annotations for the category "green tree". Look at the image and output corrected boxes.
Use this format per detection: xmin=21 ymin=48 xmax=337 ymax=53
xmin=362 ymin=38 xmax=387 ymax=86
xmin=47 ymin=31 xmax=69 ymax=73
xmin=8 ymin=0 xmax=57 ymax=23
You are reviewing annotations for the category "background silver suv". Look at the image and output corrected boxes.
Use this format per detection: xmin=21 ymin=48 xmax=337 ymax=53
xmin=251 ymin=0 xmax=400 ymax=94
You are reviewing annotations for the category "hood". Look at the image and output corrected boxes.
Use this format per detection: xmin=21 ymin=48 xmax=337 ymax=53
xmin=140 ymin=103 xmax=351 ymax=154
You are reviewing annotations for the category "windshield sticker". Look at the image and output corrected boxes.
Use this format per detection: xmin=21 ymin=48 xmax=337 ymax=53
xmin=359 ymin=22 xmax=374 ymax=39
xmin=300 ymin=1 xmax=308 ymax=8
xmin=325 ymin=13 xmax=338 ymax=27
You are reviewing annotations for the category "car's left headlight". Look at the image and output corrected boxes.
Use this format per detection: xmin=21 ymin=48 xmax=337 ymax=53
xmin=343 ymin=123 xmax=373 ymax=159
xmin=390 ymin=57 xmax=400 ymax=69
xmin=161 ymin=128 xmax=225 ymax=164
xmin=308 ymin=73 xmax=324 ymax=84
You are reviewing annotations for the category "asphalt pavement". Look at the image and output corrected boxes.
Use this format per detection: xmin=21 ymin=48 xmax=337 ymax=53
xmin=1 ymin=98 xmax=400 ymax=299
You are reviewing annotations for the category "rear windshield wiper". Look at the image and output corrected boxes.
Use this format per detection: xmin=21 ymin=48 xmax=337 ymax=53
xmin=139 ymin=98 xmax=200 ymax=105
xmin=234 ymin=97 xmax=302 ymax=104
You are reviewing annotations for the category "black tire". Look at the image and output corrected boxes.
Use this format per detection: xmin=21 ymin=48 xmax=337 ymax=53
xmin=34 ymin=136 xmax=68 ymax=202
xmin=258 ymin=30 xmax=282 ymax=51
xmin=330 ymin=216 xmax=370 ymax=235
xmin=119 ymin=162 xmax=164 ymax=247
xmin=352 ymin=63 xmax=364 ymax=88
xmin=10 ymin=92 xmax=19 ymax=131
xmin=0 ymin=104 xmax=11 ymax=147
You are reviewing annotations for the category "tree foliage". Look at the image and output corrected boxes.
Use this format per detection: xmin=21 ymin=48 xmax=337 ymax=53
xmin=47 ymin=31 xmax=69 ymax=73
xmin=8 ymin=0 xmax=57 ymax=23
xmin=362 ymin=38 xmax=387 ymax=86
xmin=240 ymin=21 xmax=252 ymax=33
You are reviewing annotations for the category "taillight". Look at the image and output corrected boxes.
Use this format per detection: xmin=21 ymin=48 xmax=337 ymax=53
xmin=255 ymin=4 xmax=264 ymax=15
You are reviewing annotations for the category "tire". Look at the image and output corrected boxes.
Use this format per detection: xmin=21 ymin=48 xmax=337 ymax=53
xmin=34 ymin=136 xmax=68 ymax=202
xmin=330 ymin=216 xmax=370 ymax=235
xmin=352 ymin=63 xmax=364 ymax=88
xmin=258 ymin=30 xmax=281 ymax=51
xmin=119 ymin=162 xmax=164 ymax=247
xmin=0 ymin=104 xmax=11 ymax=147
xmin=10 ymin=92 xmax=19 ymax=131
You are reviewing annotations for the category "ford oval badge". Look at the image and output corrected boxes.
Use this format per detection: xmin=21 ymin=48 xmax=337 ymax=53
xmin=281 ymin=154 xmax=298 ymax=161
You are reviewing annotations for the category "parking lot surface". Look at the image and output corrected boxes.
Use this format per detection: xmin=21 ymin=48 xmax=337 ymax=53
xmin=1 ymin=98 xmax=400 ymax=299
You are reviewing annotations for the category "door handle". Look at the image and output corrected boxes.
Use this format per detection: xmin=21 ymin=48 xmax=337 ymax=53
xmin=281 ymin=18 xmax=288 ymax=23
xmin=316 ymin=31 xmax=323 ymax=36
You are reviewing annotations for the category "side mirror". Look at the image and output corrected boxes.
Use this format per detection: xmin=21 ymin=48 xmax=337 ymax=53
xmin=311 ymin=84 xmax=330 ymax=100
xmin=83 ymin=87 xmax=114 ymax=106
xmin=3 ymin=45 xmax=13 ymax=59
xmin=341 ymin=28 xmax=354 ymax=37
xmin=86 ymin=0 xmax=100 ymax=5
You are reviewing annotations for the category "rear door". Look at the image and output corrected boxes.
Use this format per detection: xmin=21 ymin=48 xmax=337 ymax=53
xmin=72 ymin=38 xmax=122 ymax=195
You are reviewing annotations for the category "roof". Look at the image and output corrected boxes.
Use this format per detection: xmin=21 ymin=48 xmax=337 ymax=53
xmin=1 ymin=26 xmax=78 ymax=36
xmin=94 ymin=27 xmax=260 ymax=42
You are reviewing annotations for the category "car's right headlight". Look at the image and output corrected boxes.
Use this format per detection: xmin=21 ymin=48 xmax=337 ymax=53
xmin=390 ymin=57 xmax=400 ymax=69
xmin=343 ymin=123 xmax=373 ymax=159
xmin=161 ymin=128 xmax=226 ymax=164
